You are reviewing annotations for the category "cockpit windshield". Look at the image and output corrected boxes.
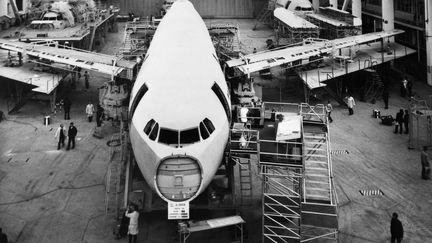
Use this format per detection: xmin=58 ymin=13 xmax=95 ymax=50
xmin=143 ymin=118 xmax=215 ymax=146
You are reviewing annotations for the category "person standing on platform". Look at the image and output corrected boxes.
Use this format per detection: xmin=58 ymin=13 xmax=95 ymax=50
xmin=63 ymin=97 xmax=72 ymax=120
xmin=400 ymin=77 xmax=408 ymax=97
xmin=421 ymin=146 xmax=431 ymax=180
xmin=326 ymin=100 xmax=333 ymax=123
xmin=86 ymin=102 xmax=95 ymax=122
xmin=395 ymin=109 xmax=404 ymax=134
xmin=239 ymin=104 xmax=249 ymax=124
xmin=0 ymin=228 xmax=8 ymax=243
xmin=67 ymin=122 xmax=77 ymax=150
xmin=390 ymin=212 xmax=403 ymax=243
xmin=125 ymin=204 xmax=139 ymax=243
xmin=347 ymin=95 xmax=355 ymax=115
xmin=403 ymin=110 xmax=409 ymax=134
xmin=84 ymin=71 xmax=90 ymax=89
xmin=55 ymin=124 xmax=67 ymax=150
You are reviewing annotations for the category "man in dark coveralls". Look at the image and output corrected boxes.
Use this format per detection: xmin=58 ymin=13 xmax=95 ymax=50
xmin=390 ymin=212 xmax=403 ymax=243
xmin=67 ymin=122 xmax=78 ymax=150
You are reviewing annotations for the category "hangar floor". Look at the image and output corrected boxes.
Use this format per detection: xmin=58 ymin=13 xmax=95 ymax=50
xmin=0 ymin=20 xmax=432 ymax=243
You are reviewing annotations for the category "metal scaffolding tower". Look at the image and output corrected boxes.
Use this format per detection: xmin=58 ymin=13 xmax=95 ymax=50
xmin=260 ymin=102 xmax=338 ymax=243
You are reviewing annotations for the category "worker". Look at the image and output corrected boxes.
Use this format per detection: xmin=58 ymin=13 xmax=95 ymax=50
xmin=326 ymin=100 xmax=333 ymax=123
xmin=394 ymin=109 xmax=404 ymax=134
xmin=125 ymin=204 xmax=139 ymax=243
xmin=86 ymin=102 xmax=95 ymax=122
xmin=84 ymin=71 xmax=90 ymax=89
xmin=346 ymin=95 xmax=355 ymax=115
xmin=54 ymin=124 xmax=67 ymax=150
xmin=0 ymin=228 xmax=8 ymax=243
xmin=400 ymin=77 xmax=408 ymax=97
xmin=63 ymin=97 xmax=72 ymax=120
xmin=390 ymin=213 xmax=403 ymax=243
xmin=421 ymin=146 xmax=431 ymax=180
xmin=96 ymin=104 xmax=104 ymax=127
xmin=403 ymin=110 xmax=409 ymax=134
xmin=67 ymin=122 xmax=78 ymax=150
xmin=239 ymin=104 xmax=249 ymax=123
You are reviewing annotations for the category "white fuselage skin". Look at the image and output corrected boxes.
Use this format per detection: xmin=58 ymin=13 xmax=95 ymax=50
xmin=129 ymin=0 xmax=230 ymax=202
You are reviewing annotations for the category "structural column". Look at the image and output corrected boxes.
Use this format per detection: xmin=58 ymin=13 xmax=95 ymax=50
xmin=426 ymin=0 xmax=432 ymax=86
xmin=330 ymin=0 xmax=338 ymax=8
xmin=382 ymin=0 xmax=394 ymax=32
xmin=352 ymin=0 xmax=361 ymax=19
xmin=312 ymin=0 xmax=320 ymax=11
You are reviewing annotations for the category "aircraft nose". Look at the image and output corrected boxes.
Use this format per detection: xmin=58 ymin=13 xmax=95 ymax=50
xmin=155 ymin=155 xmax=202 ymax=201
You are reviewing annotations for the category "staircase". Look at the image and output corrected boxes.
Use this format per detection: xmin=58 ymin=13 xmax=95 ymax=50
xmin=303 ymin=132 xmax=331 ymax=202
xmin=237 ymin=157 xmax=253 ymax=205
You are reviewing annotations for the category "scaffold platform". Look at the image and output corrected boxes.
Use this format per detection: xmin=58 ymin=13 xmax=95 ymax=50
xmin=297 ymin=41 xmax=416 ymax=90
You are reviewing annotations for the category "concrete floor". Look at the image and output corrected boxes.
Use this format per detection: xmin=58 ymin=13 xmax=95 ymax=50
xmin=1 ymin=19 xmax=432 ymax=243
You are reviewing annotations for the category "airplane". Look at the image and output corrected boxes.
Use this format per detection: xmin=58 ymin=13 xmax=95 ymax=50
xmin=128 ymin=0 xmax=231 ymax=202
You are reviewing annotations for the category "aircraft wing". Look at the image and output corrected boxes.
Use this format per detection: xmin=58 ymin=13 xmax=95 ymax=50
xmin=0 ymin=39 xmax=135 ymax=76
xmin=226 ymin=30 xmax=404 ymax=74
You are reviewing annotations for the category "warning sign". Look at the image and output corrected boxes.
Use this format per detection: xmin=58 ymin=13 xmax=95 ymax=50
xmin=168 ymin=201 xmax=189 ymax=220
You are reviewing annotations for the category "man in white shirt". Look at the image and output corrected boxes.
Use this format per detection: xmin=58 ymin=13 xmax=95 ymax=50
xmin=239 ymin=104 xmax=249 ymax=123
xmin=125 ymin=204 xmax=139 ymax=243
xmin=347 ymin=95 xmax=355 ymax=115
xmin=85 ymin=102 xmax=95 ymax=122
xmin=54 ymin=124 xmax=67 ymax=150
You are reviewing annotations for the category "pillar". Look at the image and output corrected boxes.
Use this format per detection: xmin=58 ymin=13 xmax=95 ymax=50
xmin=330 ymin=0 xmax=338 ymax=8
xmin=312 ymin=0 xmax=320 ymax=11
xmin=352 ymin=0 xmax=362 ymax=33
xmin=382 ymin=0 xmax=394 ymax=32
xmin=352 ymin=0 xmax=362 ymax=19
xmin=426 ymin=0 xmax=432 ymax=86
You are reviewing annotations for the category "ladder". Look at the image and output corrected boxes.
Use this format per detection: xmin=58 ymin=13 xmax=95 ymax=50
xmin=238 ymin=157 xmax=253 ymax=206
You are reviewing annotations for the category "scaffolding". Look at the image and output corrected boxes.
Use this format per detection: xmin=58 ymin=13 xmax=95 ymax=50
xmin=306 ymin=7 xmax=361 ymax=40
xmin=253 ymin=0 xmax=277 ymax=30
xmin=208 ymin=23 xmax=243 ymax=59
xmin=119 ymin=20 xmax=157 ymax=58
xmin=408 ymin=98 xmax=432 ymax=150
xmin=273 ymin=8 xmax=319 ymax=45
xmin=260 ymin=102 xmax=338 ymax=243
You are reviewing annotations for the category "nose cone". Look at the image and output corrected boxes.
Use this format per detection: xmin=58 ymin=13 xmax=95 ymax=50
xmin=155 ymin=155 xmax=202 ymax=201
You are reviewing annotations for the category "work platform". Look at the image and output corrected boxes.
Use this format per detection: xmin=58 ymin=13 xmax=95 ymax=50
xmin=273 ymin=8 xmax=319 ymax=45
xmin=0 ymin=39 xmax=135 ymax=76
xmin=1 ymin=11 xmax=116 ymax=42
xmin=0 ymin=50 xmax=63 ymax=94
xmin=231 ymin=102 xmax=338 ymax=242
xmin=297 ymin=41 xmax=416 ymax=90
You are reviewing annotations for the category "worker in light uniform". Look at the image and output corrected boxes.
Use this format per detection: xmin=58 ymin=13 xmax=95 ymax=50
xmin=239 ymin=104 xmax=249 ymax=123
xmin=125 ymin=204 xmax=139 ymax=243
xmin=86 ymin=102 xmax=95 ymax=122
xmin=346 ymin=95 xmax=355 ymax=115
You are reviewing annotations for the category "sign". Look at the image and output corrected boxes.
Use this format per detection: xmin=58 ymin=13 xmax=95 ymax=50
xmin=168 ymin=201 xmax=189 ymax=220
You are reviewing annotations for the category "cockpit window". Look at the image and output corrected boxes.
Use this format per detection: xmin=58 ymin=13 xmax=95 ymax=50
xmin=199 ymin=122 xmax=209 ymax=139
xmin=149 ymin=123 xmax=159 ymax=141
xmin=180 ymin=128 xmax=200 ymax=144
xmin=199 ymin=118 xmax=215 ymax=140
xmin=144 ymin=119 xmax=155 ymax=135
xmin=130 ymin=83 xmax=148 ymax=118
xmin=211 ymin=82 xmax=231 ymax=121
xmin=203 ymin=118 xmax=215 ymax=134
xmin=159 ymin=128 xmax=179 ymax=145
